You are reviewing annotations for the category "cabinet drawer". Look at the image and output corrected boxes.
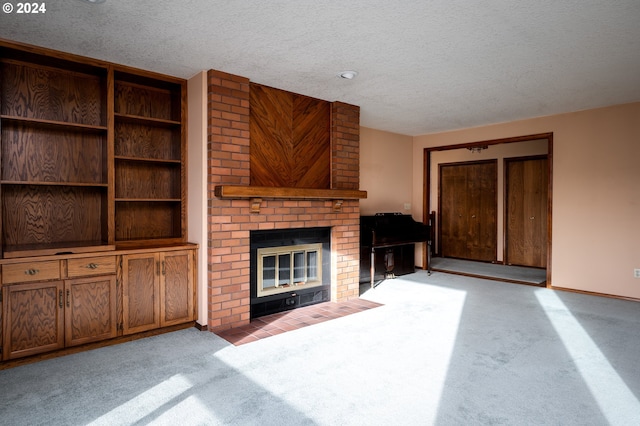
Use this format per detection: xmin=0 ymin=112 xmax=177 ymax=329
xmin=67 ymin=256 xmax=117 ymax=277
xmin=2 ymin=261 xmax=61 ymax=284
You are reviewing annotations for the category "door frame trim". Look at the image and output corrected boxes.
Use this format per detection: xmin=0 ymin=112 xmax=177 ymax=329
xmin=423 ymin=132 xmax=553 ymax=287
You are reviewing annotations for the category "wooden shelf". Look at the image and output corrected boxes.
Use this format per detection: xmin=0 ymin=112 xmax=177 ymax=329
xmin=113 ymin=71 xmax=185 ymax=244
xmin=115 ymin=155 xmax=181 ymax=165
xmin=214 ymin=185 xmax=367 ymax=200
xmin=0 ymin=41 xmax=193 ymax=365
xmin=214 ymin=185 xmax=367 ymax=213
xmin=0 ymin=115 xmax=107 ymax=132
xmin=2 ymin=241 xmax=115 ymax=259
xmin=1 ymin=180 xmax=108 ymax=188
xmin=1 ymin=39 xmax=187 ymax=258
xmin=115 ymin=198 xmax=181 ymax=202
xmin=114 ymin=112 xmax=180 ymax=127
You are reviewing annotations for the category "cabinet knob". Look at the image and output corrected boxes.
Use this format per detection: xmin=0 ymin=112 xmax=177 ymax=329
xmin=530 ymin=216 xmax=535 ymax=220
xmin=25 ymin=269 xmax=39 ymax=275
xmin=86 ymin=263 xmax=99 ymax=269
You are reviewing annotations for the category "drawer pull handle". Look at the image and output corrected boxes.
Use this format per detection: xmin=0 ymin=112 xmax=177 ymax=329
xmin=86 ymin=263 xmax=99 ymax=269
xmin=25 ymin=269 xmax=39 ymax=275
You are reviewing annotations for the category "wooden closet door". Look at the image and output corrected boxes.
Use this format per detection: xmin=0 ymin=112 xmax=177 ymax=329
xmin=506 ymin=157 xmax=548 ymax=267
xmin=440 ymin=161 xmax=497 ymax=262
xmin=440 ymin=165 xmax=468 ymax=258
xmin=467 ymin=161 xmax=498 ymax=261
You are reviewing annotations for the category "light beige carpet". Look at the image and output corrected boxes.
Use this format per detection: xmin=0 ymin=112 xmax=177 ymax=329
xmin=1 ymin=270 xmax=638 ymax=425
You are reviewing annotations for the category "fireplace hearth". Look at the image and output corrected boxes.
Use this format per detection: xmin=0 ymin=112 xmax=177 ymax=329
xmin=250 ymin=227 xmax=331 ymax=318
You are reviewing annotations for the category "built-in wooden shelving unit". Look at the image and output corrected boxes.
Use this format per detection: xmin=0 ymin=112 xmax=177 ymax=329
xmin=0 ymin=39 xmax=187 ymax=257
xmin=0 ymin=39 xmax=196 ymax=364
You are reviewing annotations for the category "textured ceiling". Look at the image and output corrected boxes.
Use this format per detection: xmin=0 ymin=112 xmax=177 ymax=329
xmin=1 ymin=0 xmax=639 ymax=136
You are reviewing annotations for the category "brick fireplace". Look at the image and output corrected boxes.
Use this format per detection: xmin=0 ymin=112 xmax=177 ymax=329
xmin=207 ymin=69 xmax=363 ymax=333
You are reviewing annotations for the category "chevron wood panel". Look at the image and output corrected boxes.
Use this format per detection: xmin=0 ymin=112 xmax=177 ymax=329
xmin=250 ymin=83 xmax=330 ymax=189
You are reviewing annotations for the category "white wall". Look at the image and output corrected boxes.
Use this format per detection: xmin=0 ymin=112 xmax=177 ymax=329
xmin=360 ymin=127 xmax=414 ymax=216
xmin=187 ymin=71 xmax=208 ymax=326
xmin=412 ymin=102 xmax=640 ymax=299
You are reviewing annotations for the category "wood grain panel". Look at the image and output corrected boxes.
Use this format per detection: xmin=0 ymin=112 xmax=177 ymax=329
xmin=214 ymin=185 xmax=367 ymax=199
xmin=161 ymin=250 xmax=193 ymax=326
xmin=506 ymin=157 xmax=548 ymax=267
xmin=3 ymin=281 xmax=65 ymax=359
xmin=467 ymin=161 xmax=497 ymax=261
xmin=1 ymin=123 xmax=106 ymax=184
xmin=440 ymin=161 xmax=497 ymax=261
xmin=250 ymin=83 xmax=330 ymax=189
xmin=440 ymin=165 xmax=467 ymax=258
xmin=115 ymin=201 xmax=181 ymax=240
xmin=2 ymin=185 xmax=105 ymax=246
xmin=65 ymin=275 xmax=117 ymax=346
xmin=112 ymin=74 xmax=185 ymax=246
xmin=291 ymin=95 xmax=331 ymax=188
xmin=250 ymin=84 xmax=292 ymax=187
xmin=114 ymin=81 xmax=175 ymax=120
xmin=115 ymin=161 xmax=180 ymax=199
xmin=122 ymin=254 xmax=159 ymax=334
xmin=67 ymin=256 xmax=116 ymax=277
xmin=0 ymin=60 xmax=104 ymax=126
xmin=2 ymin=260 xmax=61 ymax=284
xmin=114 ymin=121 xmax=180 ymax=160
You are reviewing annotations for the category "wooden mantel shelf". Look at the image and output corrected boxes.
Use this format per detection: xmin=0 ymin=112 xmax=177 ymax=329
xmin=214 ymin=185 xmax=367 ymax=213
xmin=214 ymin=185 xmax=367 ymax=199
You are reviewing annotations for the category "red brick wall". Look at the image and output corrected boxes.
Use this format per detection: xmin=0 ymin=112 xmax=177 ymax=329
xmin=207 ymin=69 xmax=361 ymax=333
xmin=332 ymin=102 xmax=361 ymax=190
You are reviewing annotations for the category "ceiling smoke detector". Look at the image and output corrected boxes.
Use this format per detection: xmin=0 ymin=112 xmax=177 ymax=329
xmin=338 ymin=70 xmax=358 ymax=80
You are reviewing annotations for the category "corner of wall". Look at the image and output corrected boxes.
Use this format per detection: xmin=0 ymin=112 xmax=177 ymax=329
xmin=187 ymin=71 xmax=208 ymax=327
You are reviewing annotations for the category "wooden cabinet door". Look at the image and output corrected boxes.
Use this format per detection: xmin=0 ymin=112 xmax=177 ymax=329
xmin=3 ymin=281 xmax=65 ymax=360
xmin=122 ymin=253 xmax=160 ymax=335
xmin=65 ymin=275 xmax=117 ymax=347
xmin=160 ymin=250 xmax=194 ymax=326
xmin=440 ymin=161 xmax=497 ymax=262
xmin=506 ymin=157 xmax=548 ymax=267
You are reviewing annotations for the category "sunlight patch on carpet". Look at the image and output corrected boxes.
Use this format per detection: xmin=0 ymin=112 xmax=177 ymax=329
xmin=90 ymin=374 xmax=194 ymax=425
xmin=535 ymin=290 xmax=640 ymax=424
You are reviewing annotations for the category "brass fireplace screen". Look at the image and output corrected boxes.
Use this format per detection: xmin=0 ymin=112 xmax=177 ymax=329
xmin=256 ymin=243 xmax=323 ymax=298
